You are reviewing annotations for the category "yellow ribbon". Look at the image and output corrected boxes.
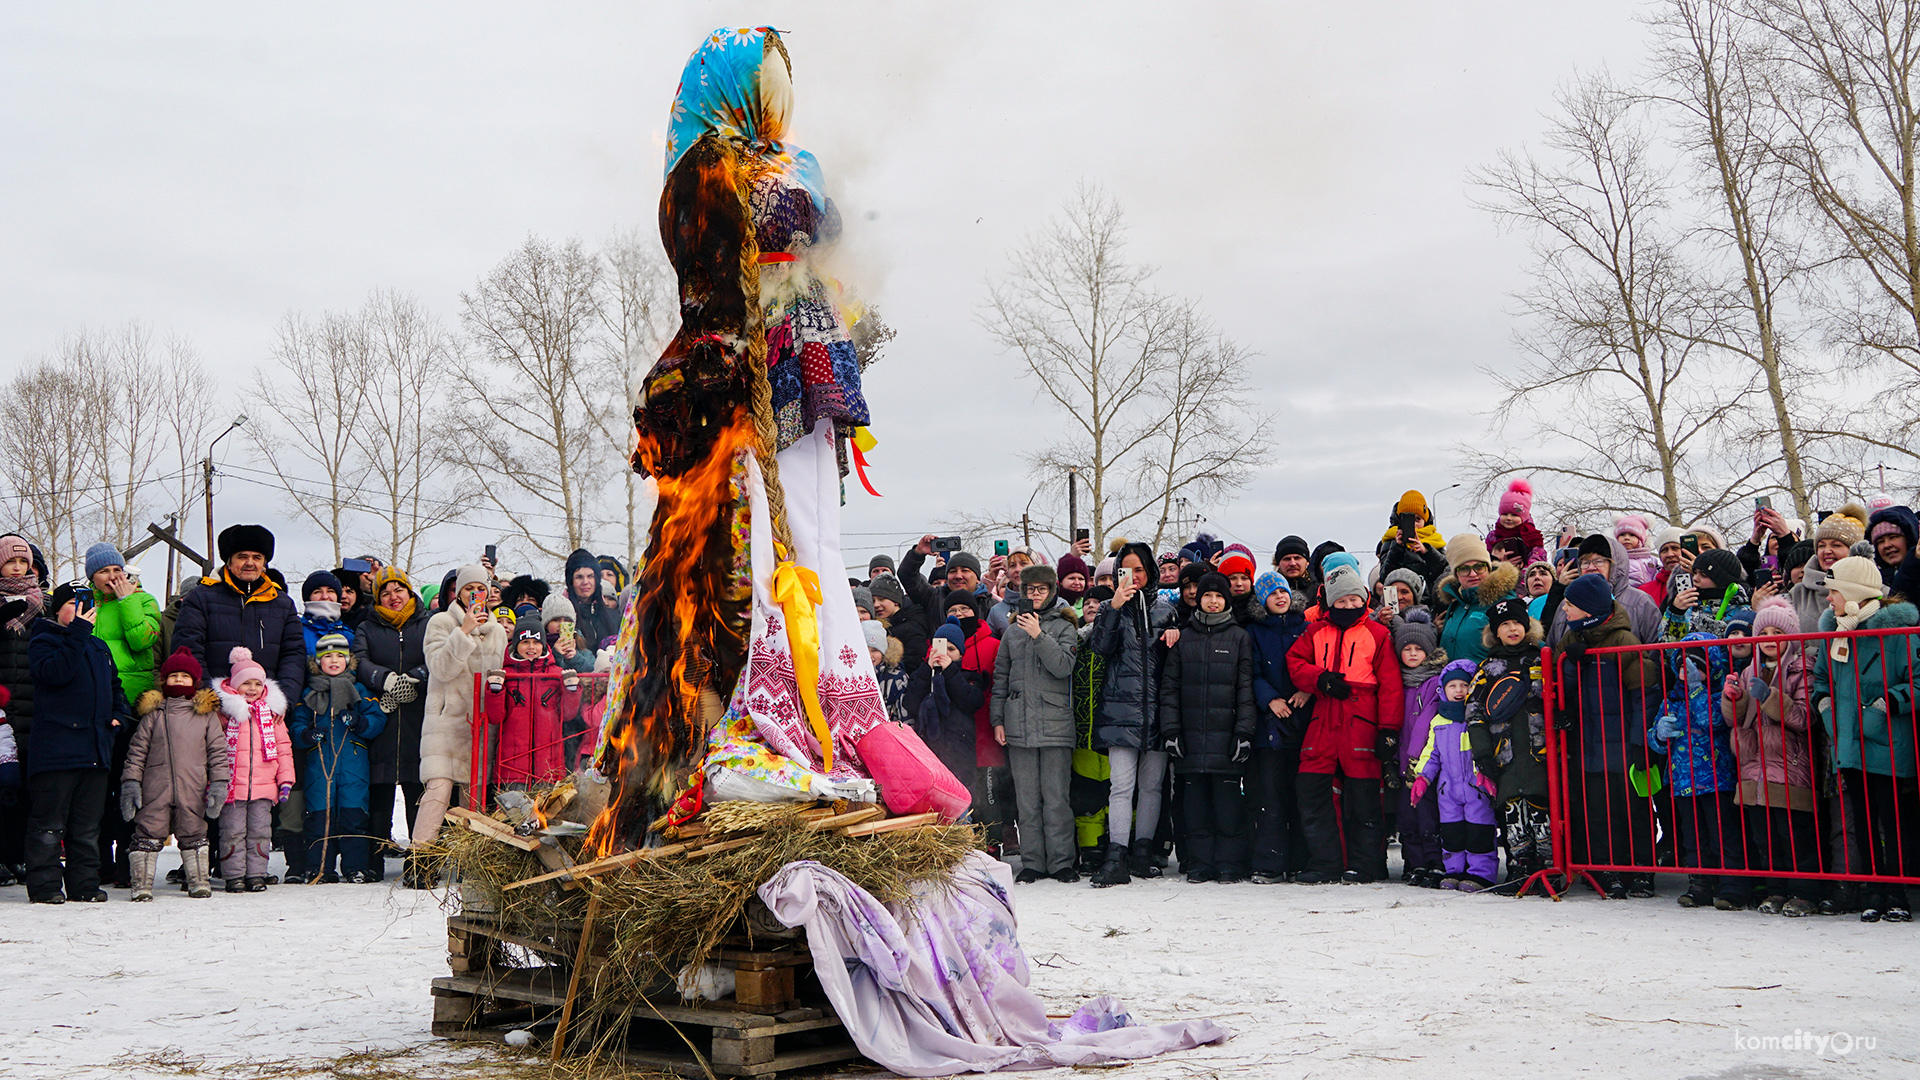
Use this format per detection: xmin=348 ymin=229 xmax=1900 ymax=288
xmin=770 ymin=559 xmax=832 ymax=772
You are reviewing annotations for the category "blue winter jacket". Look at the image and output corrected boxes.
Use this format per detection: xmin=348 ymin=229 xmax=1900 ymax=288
xmin=299 ymin=609 xmax=355 ymax=657
xmin=289 ymin=671 xmax=388 ymax=814
xmin=1648 ymin=633 xmax=1735 ymax=797
xmin=26 ymin=617 xmax=130 ymax=776
xmin=1244 ymin=608 xmax=1309 ymax=748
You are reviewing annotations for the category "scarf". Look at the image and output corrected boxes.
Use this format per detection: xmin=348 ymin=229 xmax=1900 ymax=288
xmin=375 ymin=594 xmax=417 ymax=629
xmin=305 ymin=600 xmax=342 ymax=622
xmin=1191 ymin=607 xmax=1234 ymax=630
xmin=1401 ymin=656 xmax=1447 ymax=688
xmin=304 ymin=672 xmax=362 ymax=716
xmin=916 ymin=666 xmax=953 ymax=742
xmin=224 ymin=683 xmax=281 ymax=765
xmin=1329 ymin=605 xmax=1365 ymax=629
xmin=0 ymin=574 xmax=44 ymax=635
xmin=370 ymin=565 xmax=417 ymax=628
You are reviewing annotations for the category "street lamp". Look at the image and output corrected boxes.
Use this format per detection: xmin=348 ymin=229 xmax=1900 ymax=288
xmin=204 ymin=414 xmax=248 ymax=573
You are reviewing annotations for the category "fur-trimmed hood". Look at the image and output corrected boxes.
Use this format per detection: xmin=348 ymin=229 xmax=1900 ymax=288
xmin=213 ymin=677 xmax=288 ymax=720
xmin=1438 ymin=562 xmax=1520 ymax=609
xmin=1481 ymin=616 xmax=1546 ymax=650
xmin=135 ymin=687 xmax=218 ymax=718
xmin=306 ymin=652 xmax=360 ymax=676
xmin=881 ymin=634 xmax=904 ymax=668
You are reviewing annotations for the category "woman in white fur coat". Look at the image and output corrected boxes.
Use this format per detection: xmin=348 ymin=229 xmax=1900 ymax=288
xmin=408 ymin=565 xmax=506 ymax=863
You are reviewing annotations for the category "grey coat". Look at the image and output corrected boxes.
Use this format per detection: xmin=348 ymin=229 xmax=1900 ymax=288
xmin=1789 ymin=555 xmax=1830 ymax=634
xmin=990 ymin=597 xmax=1078 ymax=748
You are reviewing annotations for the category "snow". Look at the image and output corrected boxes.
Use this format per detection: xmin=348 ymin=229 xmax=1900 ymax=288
xmin=6 ymin=847 xmax=1918 ymax=1079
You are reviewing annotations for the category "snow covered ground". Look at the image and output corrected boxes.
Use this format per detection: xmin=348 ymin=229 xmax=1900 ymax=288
xmin=7 ymin=846 xmax=1918 ymax=1079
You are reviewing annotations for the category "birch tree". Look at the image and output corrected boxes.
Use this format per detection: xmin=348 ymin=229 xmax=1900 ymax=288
xmin=596 ymin=228 xmax=677 ymax=569
xmin=249 ymin=311 xmax=370 ymax=566
xmin=354 ymin=289 xmax=461 ymax=570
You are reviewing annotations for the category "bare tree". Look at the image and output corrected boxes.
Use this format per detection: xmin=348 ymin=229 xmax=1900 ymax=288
xmin=248 ymin=311 xmax=370 ymax=566
xmin=596 ymin=228 xmax=678 ymax=569
xmin=449 ymin=236 xmax=610 ymax=561
xmin=156 ymin=339 xmax=223 ymax=584
xmin=354 ymin=289 xmax=462 ymax=570
xmin=0 ymin=360 xmax=98 ymax=576
xmin=76 ymin=323 xmax=171 ymax=549
xmin=982 ymin=184 xmax=1269 ymax=550
xmin=1467 ymin=74 xmax=1774 ymax=527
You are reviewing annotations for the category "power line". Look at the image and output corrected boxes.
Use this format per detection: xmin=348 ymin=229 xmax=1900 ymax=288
xmin=0 ymin=464 xmax=199 ymax=504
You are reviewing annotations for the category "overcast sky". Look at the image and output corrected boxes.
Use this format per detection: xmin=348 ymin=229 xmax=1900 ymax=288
xmin=0 ymin=2 xmax=1653 ymax=580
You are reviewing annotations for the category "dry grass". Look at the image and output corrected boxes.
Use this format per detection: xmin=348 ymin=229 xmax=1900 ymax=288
xmin=418 ymin=815 xmax=591 ymax=927
xmin=110 ymin=1043 xmax=679 ymax=1079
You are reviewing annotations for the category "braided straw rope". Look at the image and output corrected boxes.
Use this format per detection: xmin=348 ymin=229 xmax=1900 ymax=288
xmin=735 ymin=145 xmax=796 ymax=557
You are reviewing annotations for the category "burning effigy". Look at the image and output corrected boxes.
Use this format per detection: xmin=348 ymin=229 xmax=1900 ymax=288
xmin=427 ymin=27 xmax=1228 ymax=1074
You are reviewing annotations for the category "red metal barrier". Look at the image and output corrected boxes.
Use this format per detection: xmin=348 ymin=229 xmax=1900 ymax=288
xmin=468 ymin=670 xmax=610 ymax=813
xmin=1538 ymin=623 xmax=1920 ymax=906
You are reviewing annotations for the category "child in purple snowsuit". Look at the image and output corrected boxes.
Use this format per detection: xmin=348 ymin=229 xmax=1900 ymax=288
xmin=1393 ymin=612 xmax=1447 ymax=887
xmin=1409 ymin=660 xmax=1498 ymax=890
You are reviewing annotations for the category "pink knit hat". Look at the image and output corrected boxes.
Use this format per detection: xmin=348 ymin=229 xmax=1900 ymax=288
xmin=1613 ymin=514 xmax=1652 ymax=547
xmin=227 ymin=646 xmax=267 ymax=687
xmin=1752 ymin=596 xmax=1798 ymax=636
xmin=1498 ymin=479 xmax=1534 ymax=517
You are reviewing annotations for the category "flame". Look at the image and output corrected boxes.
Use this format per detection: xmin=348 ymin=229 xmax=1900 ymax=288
xmin=587 ymin=407 xmax=755 ymax=855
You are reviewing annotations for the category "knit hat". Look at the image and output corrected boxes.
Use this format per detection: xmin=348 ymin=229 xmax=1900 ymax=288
xmin=1692 ymin=548 xmax=1745 ymax=591
xmin=869 ymin=572 xmax=908 ymax=608
xmin=541 ymin=592 xmax=576 ymax=625
xmin=1254 ymin=570 xmax=1291 ymax=608
xmin=1816 ymin=503 xmax=1869 ymax=546
xmin=0 ymin=535 xmax=30 ymax=567
xmin=83 ymin=542 xmax=124 ymax=580
xmin=1395 ymin=490 xmax=1431 ymax=521
xmin=302 ymin=569 xmax=343 ymax=601
xmin=1384 ymin=567 xmax=1427 ymax=601
xmin=228 ymin=646 xmax=267 ymax=686
xmin=1057 ymin=554 xmax=1090 ymax=580
xmin=1445 ymin=533 xmax=1492 ymax=571
xmin=1654 ymin=526 xmax=1687 ymax=551
xmin=1094 ymin=556 xmax=1116 ymax=579
xmin=1197 ymin=571 xmax=1231 ymax=602
xmin=47 ymin=580 xmax=84 ymax=614
xmin=1576 ymin=533 xmax=1614 ymax=563
xmin=1393 ymin=609 xmax=1438 ymax=655
xmin=1273 ymin=535 xmax=1310 ymax=564
xmin=1563 ymin=573 xmax=1613 ymax=618
xmin=1324 ymin=565 xmax=1368 ymax=606
xmin=932 ymin=623 xmax=967 ymax=653
xmin=1783 ymin=540 xmax=1815 ymax=573
xmin=217 ymin=523 xmax=275 ymax=562
xmin=861 ymin=620 xmax=888 ymax=653
xmin=1852 ymin=539 xmax=1876 ymax=558
xmin=946 ymin=552 xmax=982 ymax=578
xmin=1158 ymin=552 xmax=1181 ymax=567
xmin=314 ymin=632 xmax=351 ymax=658
xmin=1217 ymin=544 xmax=1256 ymax=578
xmin=1723 ymin=606 xmax=1755 ymax=635
xmin=512 ymin=601 xmax=541 ymax=629
xmin=1613 ymin=514 xmax=1651 ymax=548
xmin=511 ymin=625 xmax=545 ymax=651
xmin=1308 ymin=541 xmax=1346 ymax=581
xmin=1441 ymin=658 xmax=1477 ymax=687
xmin=943 ymin=591 xmax=981 ymax=616
xmin=869 ymin=554 xmax=895 ymax=574
xmin=159 ymin=646 xmax=204 ymax=685
xmin=1487 ymin=596 xmax=1530 ymax=633
xmin=1752 ymin=596 xmax=1798 ymax=636
xmin=1498 ymin=479 xmax=1535 ymax=517
xmin=1826 ymin=556 xmax=1885 ymax=607
xmin=1524 ymin=558 xmax=1553 ymax=580
xmin=1321 ymin=551 xmax=1362 ymax=579
xmin=1870 ymin=518 xmax=1904 ymax=542
xmin=1687 ymin=524 xmax=1727 ymax=551
xmin=851 ymin=586 xmax=875 ymax=619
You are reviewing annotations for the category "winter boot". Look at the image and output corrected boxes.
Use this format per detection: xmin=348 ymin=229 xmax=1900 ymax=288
xmin=129 ymin=850 xmax=157 ymax=902
xmin=1089 ymin=843 xmax=1131 ymax=888
xmin=1128 ymin=839 xmax=1161 ymax=878
xmin=184 ymin=847 xmax=213 ymax=899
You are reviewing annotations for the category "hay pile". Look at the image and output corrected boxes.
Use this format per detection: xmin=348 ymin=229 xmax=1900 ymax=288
xmin=420 ymin=814 xmax=591 ymax=927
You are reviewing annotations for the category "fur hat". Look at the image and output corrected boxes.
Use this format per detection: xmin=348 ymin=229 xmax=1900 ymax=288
xmin=869 ymin=554 xmax=895 ymax=574
xmin=1445 ymin=533 xmax=1492 ymax=571
xmin=861 ymin=620 xmax=888 ymax=654
xmin=227 ymin=646 xmax=267 ymax=687
xmin=851 ymin=586 xmax=875 ymax=619
xmin=83 ymin=542 xmax=124 ymax=581
xmin=869 ymin=572 xmax=908 ymax=608
xmin=1613 ymin=514 xmax=1652 ymax=548
xmin=541 ymin=592 xmax=576 ymax=625
xmin=1019 ymin=563 xmax=1058 ymax=591
xmin=1254 ymin=571 xmax=1291 ymax=609
xmin=1487 ymin=596 xmax=1531 ymax=633
xmin=159 ymin=646 xmax=204 ymax=685
xmin=301 ymin=569 xmax=342 ymax=601
xmin=1197 ymin=571 xmax=1231 ymax=601
xmin=946 ymin=551 xmax=982 ymax=578
xmin=1273 ymin=535 xmax=1310 ymax=564
xmin=1563 ymin=573 xmax=1613 ymax=618
xmin=1692 ymin=548 xmax=1745 ymax=591
xmin=1393 ymin=609 xmax=1439 ymax=656
xmin=1324 ymin=565 xmax=1368 ymax=606
xmin=1826 ymin=556 xmax=1885 ymax=606
xmin=1753 ymin=595 xmax=1798 ymax=636
xmin=217 ymin=523 xmax=275 ymax=563
xmin=1217 ymin=546 xmax=1257 ymax=578
xmin=1498 ymin=478 xmax=1535 ymax=518
xmin=500 ymin=574 xmax=549 ymax=611
xmin=1812 ymin=499 xmax=1873 ymax=541
xmin=314 ymin=632 xmax=351 ymax=658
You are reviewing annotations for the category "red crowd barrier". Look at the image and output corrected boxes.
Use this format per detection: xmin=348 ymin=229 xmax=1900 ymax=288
xmin=468 ymin=671 xmax=611 ymax=813
xmin=1528 ymin=624 xmax=1920 ymax=903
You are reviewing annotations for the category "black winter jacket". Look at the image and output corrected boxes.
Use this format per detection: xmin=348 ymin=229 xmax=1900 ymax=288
xmin=1157 ymin=612 xmax=1256 ymax=774
xmin=1088 ymin=592 xmax=1175 ymax=750
xmin=0 ymin=624 xmax=35 ymax=742
xmin=884 ymin=601 xmax=929 ymax=673
xmin=27 ymin=618 xmax=130 ymax=775
xmin=897 ymin=549 xmax=986 ymax=639
xmin=352 ymin=600 xmax=431 ymax=786
xmin=173 ymin=574 xmax=306 ymax=703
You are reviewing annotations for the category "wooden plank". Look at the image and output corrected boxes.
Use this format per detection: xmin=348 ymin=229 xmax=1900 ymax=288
xmin=684 ymin=836 xmax=759 ymax=860
xmin=710 ymin=947 xmax=811 ymax=969
xmin=503 ymin=842 xmax=690 ymax=891
xmin=434 ymin=971 xmax=571 ymax=1008
xmin=800 ymin=805 xmax=884 ymax=832
xmin=840 ymin=812 xmax=939 ymax=837
xmin=447 ymin=806 xmax=543 ymax=851
xmin=550 ymin=891 xmax=602 ymax=1060
xmin=764 ymin=1043 xmax=865 ymax=1072
xmin=710 ymin=1033 xmax=776 ymax=1067
xmin=447 ymin=915 xmax=580 ymax=960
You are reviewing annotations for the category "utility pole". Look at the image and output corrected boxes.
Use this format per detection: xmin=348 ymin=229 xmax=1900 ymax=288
xmin=204 ymin=415 xmax=247 ymax=574
xmin=1021 ymin=513 xmax=1031 ymax=548
xmin=1067 ymin=467 xmax=1079 ymax=549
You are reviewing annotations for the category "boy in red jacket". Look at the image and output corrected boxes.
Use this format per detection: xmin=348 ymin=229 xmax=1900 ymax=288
xmin=1287 ymin=565 xmax=1404 ymax=882
xmin=485 ymin=627 xmax=581 ymax=789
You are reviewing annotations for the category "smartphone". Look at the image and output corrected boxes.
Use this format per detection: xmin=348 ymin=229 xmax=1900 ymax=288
xmin=1680 ymin=534 xmax=1699 ymax=555
xmin=1395 ymin=511 xmax=1417 ymax=539
xmin=994 ymin=540 xmax=1010 ymax=557
xmin=1379 ymin=587 xmax=1399 ymax=615
xmin=1670 ymin=571 xmax=1692 ymax=598
xmin=1007 ymin=595 xmax=1033 ymax=617
xmin=341 ymin=557 xmax=373 ymax=575
xmin=1753 ymin=567 xmax=1774 ymax=588
xmin=1755 ymin=496 xmax=1773 ymax=511
xmin=484 ymin=544 xmax=497 ymax=563
xmin=74 ymin=585 xmax=95 ymax=614
xmin=1074 ymin=528 xmax=1090 ymax=543
xmin=932 ymin=536 xmax=963 ymax=554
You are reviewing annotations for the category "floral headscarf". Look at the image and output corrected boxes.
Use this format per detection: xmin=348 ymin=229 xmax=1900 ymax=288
xmin=664 ymin=26 xmax=825 ymax=211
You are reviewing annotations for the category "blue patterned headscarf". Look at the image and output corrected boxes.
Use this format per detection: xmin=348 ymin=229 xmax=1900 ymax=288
xmin=665 ymin=26 xmax=825 ymax=210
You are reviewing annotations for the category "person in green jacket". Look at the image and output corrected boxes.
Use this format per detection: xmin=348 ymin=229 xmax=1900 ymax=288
xmin=85 ymin=543 xmax=162 ymax=705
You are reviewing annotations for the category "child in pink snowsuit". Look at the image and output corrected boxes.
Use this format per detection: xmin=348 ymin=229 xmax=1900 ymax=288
xmin=215 ymin=647 xmax=294 ymax=892
xmin=1409 ymin=660 xmax=1498 ymax=890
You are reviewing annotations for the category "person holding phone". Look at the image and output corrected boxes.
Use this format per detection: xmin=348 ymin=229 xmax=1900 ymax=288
xmin=1086 ymin=543 xmax=1176 ymax=887
xmin=408 ymin=565 xmax=508 ymax=884
xmin=901 ymin=626 xmax=986 ymax=814
xmin=1791 ymin=503 xmax=1870 ymax=633
xmin=992 ymin=564 xmax=1080 ymax=883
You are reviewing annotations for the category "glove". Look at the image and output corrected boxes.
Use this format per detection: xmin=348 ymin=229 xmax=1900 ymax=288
xmin=0 ymin=597 xmax=28 ymax=626
xmin=297 ymin=725 xmax=325 ymax=747
xmin=1748 ymin=677 xmax=1771 ymax=701
xmin=405 ymin=665 xmax=429 ymax=685
xmin=1407 ymin=776 xmax=1429 ymax=804
xmin=486 ymin=671 xmax=506 ymax=692
xmin=1163 ymin=736 xmax=1184 ymax=759
xmin=119 ymin=779 xmax=141 ymax=821
xmin=1231 ymin=739 xmax=1251 ymax=764
xmin=1317 ymin=671 xmax=1351 ymax=699
xmin=348 ymin=713 xmax=370 ymax=737
xmin=1560 ymin=637 xmax=1589 ymax=660
xmin=277 ymin=783 xmax=292 ymax=805
xmin=563 ymin=672 xmax=579 ymax=691
xmin=1654 ymin=713 xmax=1684 ymax=745
xmin=204 ymin=781 xmax=228 ymax=819
xmin=1472 ymin=772 xmax=1498 ymax=799
xmin=1375 ymin=728 xmax=1399 ymax=761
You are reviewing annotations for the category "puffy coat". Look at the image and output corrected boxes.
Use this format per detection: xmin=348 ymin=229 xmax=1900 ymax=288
xmin=956 ymin=621 xmax=1003 ymax=768
xmin=1553 ymin=602 xmax=1659 ymax=774
xmin=1464 ymin=638 xmax=1548 ymax=801
xmin=990 ymin=597 xmax=1077 ymax=749
xmin=213 ymin=678 xmax=295 ymax=802
xmin=1814 ymin=601 xmax=1919 ymax=778
xmin=484 ymin=653 xmax=580 ymax=786
xmin=1648 ymin=634 xmax=1735 ymax=797
xmin=92 ymin=588 xmax=162 ymax=705
xmin=124 ymin=688 xmax=228 ymax=825
xmin=1789 ymin=554 xmax=1832 ymax=633
xmin=1088 ymin=593 xmax=1176 ymax=750
xmin=290 ymin=668 xmax=388 ymax=814
xmin=27 ymin=617 xmax=129 ymax=775
xmin=1246 ymin=607 xmax=1310 ymax=749
xmin=353 ymin=602 xmax=430 ymax=787
xmin=1396 ymin=666 xmax=1446 ymax=782
xmin=882 ymin=601 xmax=929 ymax=673
xmin=0 ymin=623 xmax=35 ymax=742
xmin=419 ymin=600 xmax=508 ymax=786
xmin=564 ymin=549 xmax=621 ymax=649
xmin=902 ymin=662 xmax=985 ymax=787
xmin=299 ymin=609 xmax=354 ymax=656
xmin=1725 ymin=646 xmax=1814 ymax=811
xmin=1157 ymin=612 xmax=1256 ymax=775
xmin=1867 ymin=504 xmax=1920 ymax=597
xmin=1433 ymin=563 xmax=1519 ymax=666
xmin=173 ymin=572 xmax=306 ymax=703
xmin=1287 ymin=614 xmax=1403 ymax=779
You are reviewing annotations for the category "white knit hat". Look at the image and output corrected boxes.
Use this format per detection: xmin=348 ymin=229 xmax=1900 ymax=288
xmin=1826 ymin=556 xmax=1886 ymax=607
xmin=1653 ymin=526 xmax=1686 ymax=550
